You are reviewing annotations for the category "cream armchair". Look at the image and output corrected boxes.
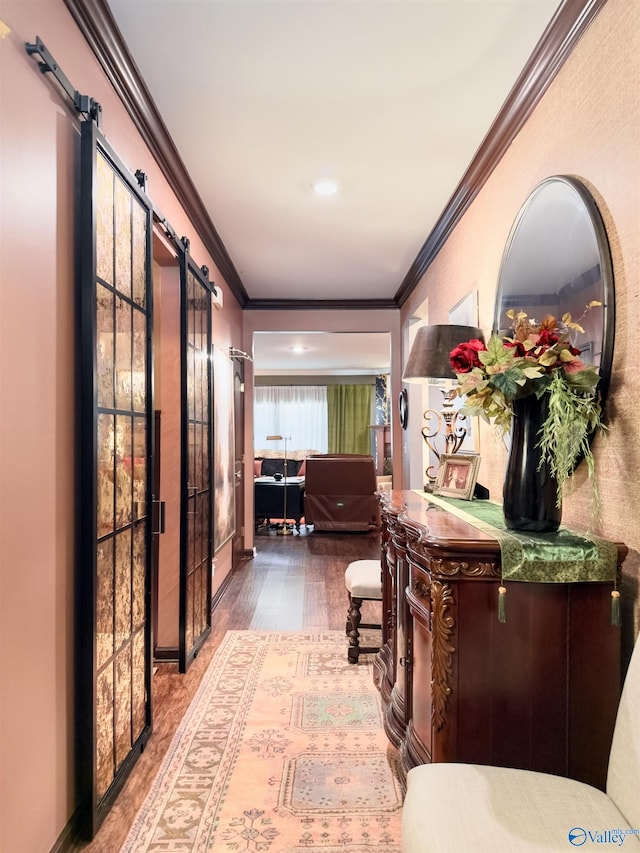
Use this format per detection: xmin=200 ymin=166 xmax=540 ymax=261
xmin=402 ymin=630 xmax=640 ymax=851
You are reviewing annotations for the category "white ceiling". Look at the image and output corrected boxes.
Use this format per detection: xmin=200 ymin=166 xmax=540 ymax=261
xmin=253 ymin=330 xmax=391 ymax=376
xmin=105 ymin=0 xmax=560 ymax=372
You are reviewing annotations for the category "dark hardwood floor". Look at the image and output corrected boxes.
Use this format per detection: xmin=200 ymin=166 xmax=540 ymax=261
xmin=78 ymin=525 xmax=382 ymax=852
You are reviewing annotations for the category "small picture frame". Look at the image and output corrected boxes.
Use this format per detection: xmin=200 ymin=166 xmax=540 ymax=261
xmin=433 ymin=453 xmax=481 ymax=501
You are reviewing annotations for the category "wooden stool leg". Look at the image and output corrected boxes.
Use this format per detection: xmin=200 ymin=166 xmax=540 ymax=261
xmin=347 ymin=594 xmax=363 ymax=664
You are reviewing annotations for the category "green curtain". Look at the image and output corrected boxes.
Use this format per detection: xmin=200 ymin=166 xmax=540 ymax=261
xmin=327 ymin=384 xmax=373 ymax=454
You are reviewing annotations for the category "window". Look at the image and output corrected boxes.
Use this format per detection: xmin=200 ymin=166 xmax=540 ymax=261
xmin=254 ymin=385 xmax=328 ymax=453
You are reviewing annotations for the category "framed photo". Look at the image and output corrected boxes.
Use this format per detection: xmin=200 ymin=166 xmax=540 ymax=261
xmin=433 ymin=453 xmax=480 ymax=501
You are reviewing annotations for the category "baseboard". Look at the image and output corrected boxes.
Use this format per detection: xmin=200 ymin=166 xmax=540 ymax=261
xmin=211 ymin=570 xmax=234 ymax=611
xmin=49 ymin=807 xmax=81 ymax=853
xmin=154 ymin=646 xmax=179 ymax=662
xmin=155 ymin=570 xmax=234 ymax=659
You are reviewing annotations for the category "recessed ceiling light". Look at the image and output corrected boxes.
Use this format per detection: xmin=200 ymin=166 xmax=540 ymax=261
xmin=312 ymin=178 xmax=339 ymax=196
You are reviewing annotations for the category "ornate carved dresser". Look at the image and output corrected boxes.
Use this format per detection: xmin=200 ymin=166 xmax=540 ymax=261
xmin=374 ymin=490 xmax=627 ymax=792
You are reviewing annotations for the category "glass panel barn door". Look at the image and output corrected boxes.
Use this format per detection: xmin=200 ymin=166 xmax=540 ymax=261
xmin=78 ymin=120 xmax=153 ymax=838
xmin=179 ymin=256 xmax=213 ymax=671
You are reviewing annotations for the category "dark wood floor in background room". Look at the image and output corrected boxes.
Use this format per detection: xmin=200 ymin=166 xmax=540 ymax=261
xmin=78 ymin=526 xmax=382 ymax=852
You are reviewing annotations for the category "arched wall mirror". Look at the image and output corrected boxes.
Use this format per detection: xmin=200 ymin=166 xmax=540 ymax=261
xmin=493 ymin=175 xmax=615 ymax=418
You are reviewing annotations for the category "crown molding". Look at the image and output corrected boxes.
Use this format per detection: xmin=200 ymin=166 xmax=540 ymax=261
xmin=64 ymin=0 xmax=249 ymax=307
xmin=244 ymin=298 xmax=398 ymax=311
xmin=64 ymin=0 xmax=605 ymax=311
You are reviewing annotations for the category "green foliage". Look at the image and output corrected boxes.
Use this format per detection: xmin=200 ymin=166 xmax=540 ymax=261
xmin=478 ymin=335 xmax=514 ymax=369
xmin=491 ymin=366 xmax=525 ymax=400
xmin=537 ymin=371 xmax=605 ymax=507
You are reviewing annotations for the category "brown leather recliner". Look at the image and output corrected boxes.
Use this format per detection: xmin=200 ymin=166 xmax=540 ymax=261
xmin=303 ymin=454 xmax=380 ymax=531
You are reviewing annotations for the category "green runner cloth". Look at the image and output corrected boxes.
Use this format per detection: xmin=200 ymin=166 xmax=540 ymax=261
xmin=412 ymin=491 xmax=617 ymax=583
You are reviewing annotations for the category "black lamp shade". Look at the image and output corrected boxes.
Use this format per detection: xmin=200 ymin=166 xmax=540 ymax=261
xmin=403 ymin=324 xmax=485 ymax=382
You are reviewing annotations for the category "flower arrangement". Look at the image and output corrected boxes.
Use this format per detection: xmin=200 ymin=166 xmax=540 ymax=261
xmin=450 ymin=303 xmax=604 ymax=502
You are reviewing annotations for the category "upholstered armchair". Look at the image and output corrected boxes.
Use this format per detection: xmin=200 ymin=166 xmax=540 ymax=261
xmin=303 ymin=454 xmax=380 ymax=531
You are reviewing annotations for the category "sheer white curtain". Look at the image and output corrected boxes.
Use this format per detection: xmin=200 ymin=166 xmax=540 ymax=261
xmin=254 ymin=386 xmax=328 ymax=453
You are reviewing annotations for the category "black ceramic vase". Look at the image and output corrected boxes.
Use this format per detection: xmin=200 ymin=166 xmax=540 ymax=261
xmin=503 ymin=394 xmax=561 ymax=533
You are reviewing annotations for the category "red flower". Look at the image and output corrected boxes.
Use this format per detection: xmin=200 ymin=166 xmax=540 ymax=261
xmin=536 ymin=329 xmax=560 ymax=347
xmin=450 ymin=339 xmax=486 ymax=373
xmin=504 ymin=340 xmax=526 ymax=357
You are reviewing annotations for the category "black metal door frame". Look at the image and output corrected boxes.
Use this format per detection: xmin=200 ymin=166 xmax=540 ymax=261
xmin=77 ymin=119 xmax=154 ymax=837
xmin=178 ymin=250 xmax=214 ymax=672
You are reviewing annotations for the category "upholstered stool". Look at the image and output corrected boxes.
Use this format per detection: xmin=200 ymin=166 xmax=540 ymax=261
xmin=344 ymin=559 xmax=382 ymax=664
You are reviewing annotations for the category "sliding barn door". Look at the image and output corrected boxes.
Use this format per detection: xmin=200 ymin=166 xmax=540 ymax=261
xmin=179 ymin=256 xmax=213 ymax=671
xmin=77 ymin=120 xmax=153 ymax=837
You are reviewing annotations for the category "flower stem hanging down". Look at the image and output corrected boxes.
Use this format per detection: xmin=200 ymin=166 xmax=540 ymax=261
xmin=450 ymin=303 xmax=605 ymax=505
xmin=537 ymin=369 xmax=605 ymax=506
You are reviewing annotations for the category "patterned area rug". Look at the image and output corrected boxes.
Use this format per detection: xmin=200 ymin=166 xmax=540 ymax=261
xmin=122 ymin=631 xmax=402 ymax=852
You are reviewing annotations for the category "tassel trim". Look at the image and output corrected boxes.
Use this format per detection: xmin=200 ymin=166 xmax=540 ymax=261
xmin=498 ymin=585 xmax=507 ymax=623
xmin=611 ymin=589 xmax=621 ymax=627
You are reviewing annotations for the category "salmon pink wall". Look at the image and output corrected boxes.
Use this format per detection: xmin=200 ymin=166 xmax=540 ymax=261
xmin=401 ymin=0 xmax=640 ymax=650
xmin=1 ymin=0 xmax=638 ymax=849
xmin=0 ymin=2 xmax=242 ymax=850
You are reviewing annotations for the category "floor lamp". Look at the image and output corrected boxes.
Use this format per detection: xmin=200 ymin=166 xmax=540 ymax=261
xmin=266 ymin=435 xmax=292 ymax=535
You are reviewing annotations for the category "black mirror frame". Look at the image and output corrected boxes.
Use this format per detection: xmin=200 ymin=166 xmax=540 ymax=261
xmin=493 ymin=175 xmax=615 ymax=420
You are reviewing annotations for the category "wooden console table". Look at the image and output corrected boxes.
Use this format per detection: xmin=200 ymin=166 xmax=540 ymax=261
xmin=374 ymin=490 xmax=627 ymax=792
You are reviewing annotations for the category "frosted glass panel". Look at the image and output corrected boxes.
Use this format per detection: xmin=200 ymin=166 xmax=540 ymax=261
xmin=96 ymin=539 xmax=114 ymax=670
xmin=97 ymin=414 xmax=115 ymax=539
xmin=132 ymin=199 xmax=147 ymax=308
xmin=97 ymin=285 xmax=114 ymax=409
xmin=115 ymin=296 xmax=132 ymax=412
xmin=96 ymin=664 xmax=114 ymax=799
xmin=96 ymin=153 xmax=114 ymax=286
xmin=114 ymin=178 xmax=132 ymax=300
xmin=114 ymin=644 xmax=132 ymax=769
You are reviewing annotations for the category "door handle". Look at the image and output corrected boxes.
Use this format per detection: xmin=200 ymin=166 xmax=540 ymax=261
xmin=152 ymin=498 xmax=165 ymax=535
xmin=187 ymin=484 xmax=198 ymax=516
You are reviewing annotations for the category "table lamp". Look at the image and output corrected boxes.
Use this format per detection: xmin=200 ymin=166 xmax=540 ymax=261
xmin=403 ymin=324 xmax=484 ymax=481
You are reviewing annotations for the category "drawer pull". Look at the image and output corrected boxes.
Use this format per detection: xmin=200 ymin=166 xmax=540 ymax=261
xmin=412 ymin=578 xmax=430 ymax=597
